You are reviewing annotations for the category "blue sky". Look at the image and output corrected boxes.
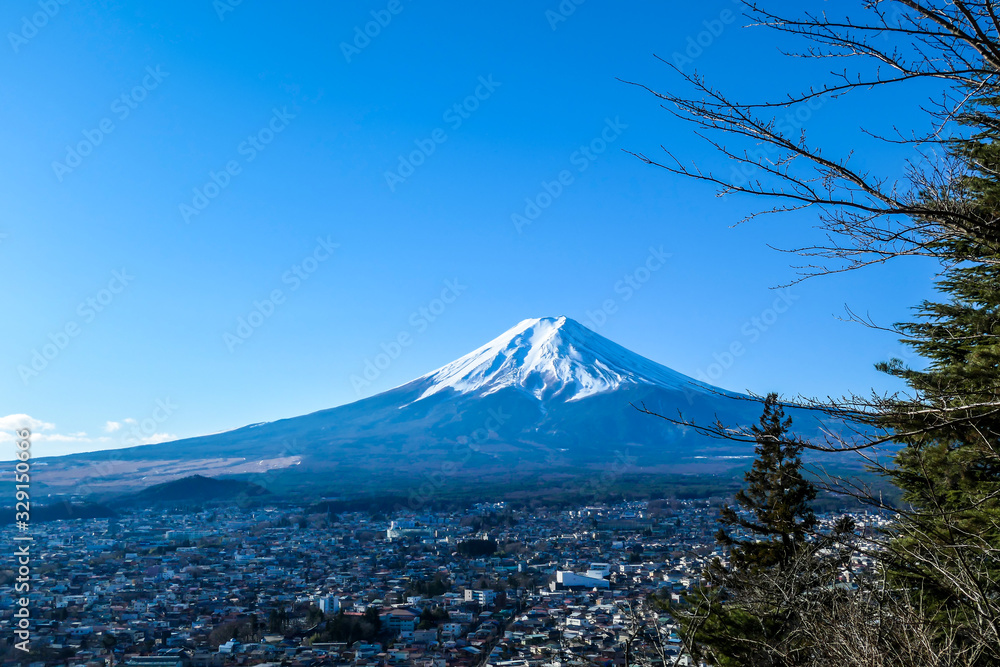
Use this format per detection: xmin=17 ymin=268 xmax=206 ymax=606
xmin=1 ymin=0 xmax=942 ymax=458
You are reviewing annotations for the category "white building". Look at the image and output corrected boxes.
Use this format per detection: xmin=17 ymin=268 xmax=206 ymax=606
xmin=318 ymin=594 xmax=340 ymax=614
xmin=553 ymin=571 xmax=610 ymax=590
xmin=464 ymin=589 xmax=498 ymax=606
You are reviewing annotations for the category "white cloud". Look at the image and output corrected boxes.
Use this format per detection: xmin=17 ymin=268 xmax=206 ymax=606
xmin=0 ymin=414 xmax=55 ymax=432
xmin=35 ymin=432 xmax=110 ymax=444
xmin=0 ymin=414 xmax=177 ymax=460
xmin=140 ymin=432 xmax=176 ymax=445
xmin=0 ymin=414 xmax=112 ymax=459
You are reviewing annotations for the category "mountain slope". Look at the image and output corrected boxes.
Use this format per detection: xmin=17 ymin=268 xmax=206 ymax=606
xmin=414 ymin=316 xmax=713 ymax=402
xmin=125 ymin=475 xmax=271 ymax=505
xmin=34 ymin=317 xmax=836 ymax=496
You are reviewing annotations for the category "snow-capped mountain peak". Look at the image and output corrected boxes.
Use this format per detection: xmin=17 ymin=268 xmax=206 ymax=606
xmin=415 ymin=316 xmax=703 ymax=402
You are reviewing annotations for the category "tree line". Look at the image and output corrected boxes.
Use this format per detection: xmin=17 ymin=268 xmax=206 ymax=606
xmin=629 ymin=1 xmax=1000 ymax=665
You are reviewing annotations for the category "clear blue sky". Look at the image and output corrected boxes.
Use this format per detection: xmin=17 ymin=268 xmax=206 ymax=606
xmin=1 ymin=0 xmax=941 ymax=458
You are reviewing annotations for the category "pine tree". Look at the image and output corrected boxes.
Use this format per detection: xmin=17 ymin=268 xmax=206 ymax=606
xmin=629 ymin=2 xmax=1000 ymax=661
xmin=715 ymin=393 xmax=818 ymax=572
xmin=874 ymin=94 xmax=1000 ymax=655
xmin=679 ymin=394 xmax=845 ymax=667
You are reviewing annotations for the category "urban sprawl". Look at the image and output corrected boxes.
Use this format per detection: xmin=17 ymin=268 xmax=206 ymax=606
xmin=1 ymin=501 xmax=887 ymax=667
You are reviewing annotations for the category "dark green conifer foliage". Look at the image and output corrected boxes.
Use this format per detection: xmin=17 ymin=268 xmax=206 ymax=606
xmin=874 ymin=94 xmax=1000 ymax=654
xmin=680 ymin=394 xmax=836 ymax=667
xmin=715 ymin=393 xmax=818 ymax=572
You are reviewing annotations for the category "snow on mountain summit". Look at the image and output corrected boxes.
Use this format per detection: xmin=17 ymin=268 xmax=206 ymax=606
xmin=415 ymin=316 xmax=707 ymax=403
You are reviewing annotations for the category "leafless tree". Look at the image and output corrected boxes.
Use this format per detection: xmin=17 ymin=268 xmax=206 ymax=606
xmin=625 ymin=0 xmax=1000 ymax=281
xmin=617 ymin=597 xmax=687 ymax=666
xmin=627 ymin=2 xmax=1000 ymax=663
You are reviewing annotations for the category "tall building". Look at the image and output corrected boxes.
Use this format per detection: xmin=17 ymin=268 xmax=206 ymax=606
xmin=318 ymin=595 xmax=340 ymax=614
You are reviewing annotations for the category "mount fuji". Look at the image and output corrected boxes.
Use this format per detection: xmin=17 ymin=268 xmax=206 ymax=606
xmin=414 ymin=316 xmax=714 ymax=403
xmin=35 ymin=317 xmax=834 ymax=496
